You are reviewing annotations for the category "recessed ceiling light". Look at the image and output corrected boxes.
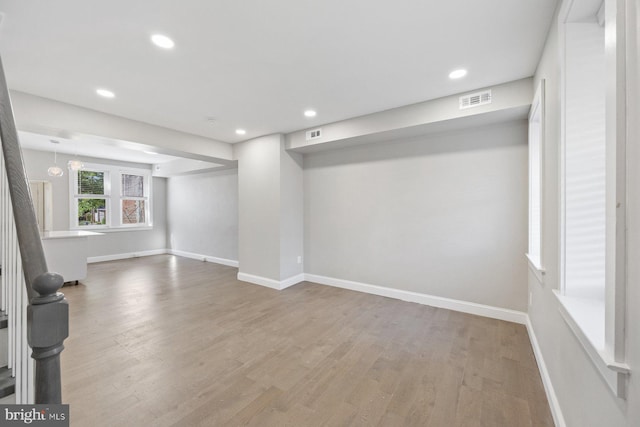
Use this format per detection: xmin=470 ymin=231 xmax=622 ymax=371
xmin=304 ymin=110 xmax=317 ymax=118
xmin=235 ymin=129 xmax=246 ymax=135
xmin=96 ymin=88 xmax=115 ymax=98
xmin=143 ymin=151 xmax=158 ymax=155
xmin=449 ymin=69 xmax=468 ymax=79
xmin=151 ymin=34 xmax=175 ymax=49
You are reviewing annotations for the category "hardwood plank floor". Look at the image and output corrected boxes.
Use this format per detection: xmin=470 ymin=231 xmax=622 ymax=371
xmin=60 ymin=255 xmax=554 ymax=426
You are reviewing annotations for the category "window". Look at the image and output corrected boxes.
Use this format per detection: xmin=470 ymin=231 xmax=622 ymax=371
xmin=562 ymin=18 xmax=606 ymax=303
xmin=70 ymin=163 xmax=152 ymax=230
xmin=121 ymin=173 xmax=148 ymax=226
xmin=527 ymin=80 xmax=544 ymax=282
xmin=556 ymin=0 xmax=629 ymax=398
xmin=74 ymin=169 xmax=109 ymax=227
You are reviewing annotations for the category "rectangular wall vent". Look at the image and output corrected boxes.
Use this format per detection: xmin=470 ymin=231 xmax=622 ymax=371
xmin=305 ymin=128 xmax=322 ymax=141
xmin=459 ymin=90 xmax=492 ymax=110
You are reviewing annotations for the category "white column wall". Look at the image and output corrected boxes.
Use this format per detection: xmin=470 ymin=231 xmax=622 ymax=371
xmin=279 ymin=146 xmax=304 ymax=281
xmin=236 ymin=134 xmax=284 ymax=282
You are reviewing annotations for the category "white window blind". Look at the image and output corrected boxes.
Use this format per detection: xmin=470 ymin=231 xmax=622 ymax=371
xmin=122 ymin=174 xmax=144 ymax=197
xmin=77 ymin=170 xmax=105 ymax=195
xmin=563 ymin=23 xmax=606 ymax=301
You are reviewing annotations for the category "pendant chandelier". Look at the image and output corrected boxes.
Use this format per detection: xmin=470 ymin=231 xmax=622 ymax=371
xmin=67 ymin=140 xmax=84 ymax=171
xmin=47 ymin=140 xmax=64 ymax=177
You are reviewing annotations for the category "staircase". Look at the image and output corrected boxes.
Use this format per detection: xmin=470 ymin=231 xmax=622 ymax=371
xmin=0 ymin=54 xmax=69 ymax=404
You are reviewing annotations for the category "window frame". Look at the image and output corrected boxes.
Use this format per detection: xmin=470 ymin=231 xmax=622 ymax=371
xmin=119 ymin=171 xmax=150 ymax=228
xmin=71 ymin=165 xmax=111 ymax=229
xmin=555 ymin=0 xmax=629 ymax=399
xmin=527 ymin=80 xmax=545 ymax=284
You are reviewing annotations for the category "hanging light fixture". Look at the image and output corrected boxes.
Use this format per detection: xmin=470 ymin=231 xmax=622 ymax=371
xmin=47 ymin=140 xmax=64 ymax=177
xmin=67 ymin=140 xmax=84 ymax=171
xmin=67 ymin=158 xmax=84 ymax=171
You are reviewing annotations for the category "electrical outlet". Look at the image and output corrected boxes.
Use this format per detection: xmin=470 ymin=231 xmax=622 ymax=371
xmin=529 ymin=292 xmax=533 ymax=307
xmin=297 ymin=256 xmax=302 ymax=264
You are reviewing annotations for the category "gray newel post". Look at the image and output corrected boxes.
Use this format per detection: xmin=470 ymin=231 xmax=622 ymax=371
xmin=28 ymin=273 xmax=68 ymax=404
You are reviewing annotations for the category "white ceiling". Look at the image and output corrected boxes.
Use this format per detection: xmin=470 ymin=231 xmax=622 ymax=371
xmin=0 ymin=0 xmax=557 ymax=145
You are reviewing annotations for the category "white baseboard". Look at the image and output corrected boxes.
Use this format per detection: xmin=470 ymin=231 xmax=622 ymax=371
xmin=88 ymin=249 xmax=168 ymax=263
xmin=237 ymin=272 xmax=305 ymax=290
xmin=168 ymin=249 xmax=239 ymax=268
xmin=303 ymin=273 xmax=528 ymax=325
xmin=526 ymin=317 xmax=566 ymax=427
xmin=280 ymin=273 xmax=305 ymax=290
xmin=88 ymin=249 xmax=239 ymax=268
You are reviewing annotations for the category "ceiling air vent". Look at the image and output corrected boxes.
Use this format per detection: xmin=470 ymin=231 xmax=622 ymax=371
xmin=459 ymin=90 xmax=492 ymax=110
xmin=305 ymin=128 xmax=322 ymax=141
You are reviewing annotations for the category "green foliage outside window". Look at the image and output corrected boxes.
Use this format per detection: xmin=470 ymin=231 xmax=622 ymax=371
xmin=77 ymin=198 xmax=106 ymax=226
xmin=77 ymin=170 xmax=104 ymax=195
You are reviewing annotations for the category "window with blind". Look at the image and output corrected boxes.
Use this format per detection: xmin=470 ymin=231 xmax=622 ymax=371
xmin=558 ymin=17 xmax=608 ymax=358
xmin=74 ymin=169 xmax=109 ymax=227
xmin=555 ymin=0 xmax=629 ymax=399
xmin=562 ymin=21 xmax=606 ymax=302
xmin=70 ymin=163 xmax=152 ymax=230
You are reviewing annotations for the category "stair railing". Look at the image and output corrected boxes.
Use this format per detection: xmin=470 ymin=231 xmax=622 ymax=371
xmin=0 ymin=56 xmax=68 ymax=404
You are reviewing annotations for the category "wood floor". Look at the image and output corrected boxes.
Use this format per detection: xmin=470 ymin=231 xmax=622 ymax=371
xmin=60 ymin=255 xmax=554 ymax=427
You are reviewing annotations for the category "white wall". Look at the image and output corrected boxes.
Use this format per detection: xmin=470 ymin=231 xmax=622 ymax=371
xmin=234 ymin=134 xmax=304 ymax=283
xmin=236 ymin=135 xmax=283 ymax=281
xmin=529 ymin=1 xmax=640 ymax=425
xmin=304 ymin=120 xmax=528 ymax=311
xmin=21 ymin=148 xmax=168 ymax=258
xmin=167 ymin=168 xmax=238 ymax=262
xmin=279 ymin=147 xmax=304 ymax=280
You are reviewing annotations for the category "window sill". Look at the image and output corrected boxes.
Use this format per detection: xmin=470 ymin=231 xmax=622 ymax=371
xmin=553 ymin=290 xmax=629 ymax=398
xmin=526 ymin=253 xmax=545 ymax=284
xmin=71 ymin=226 xmax=154 ymax=233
